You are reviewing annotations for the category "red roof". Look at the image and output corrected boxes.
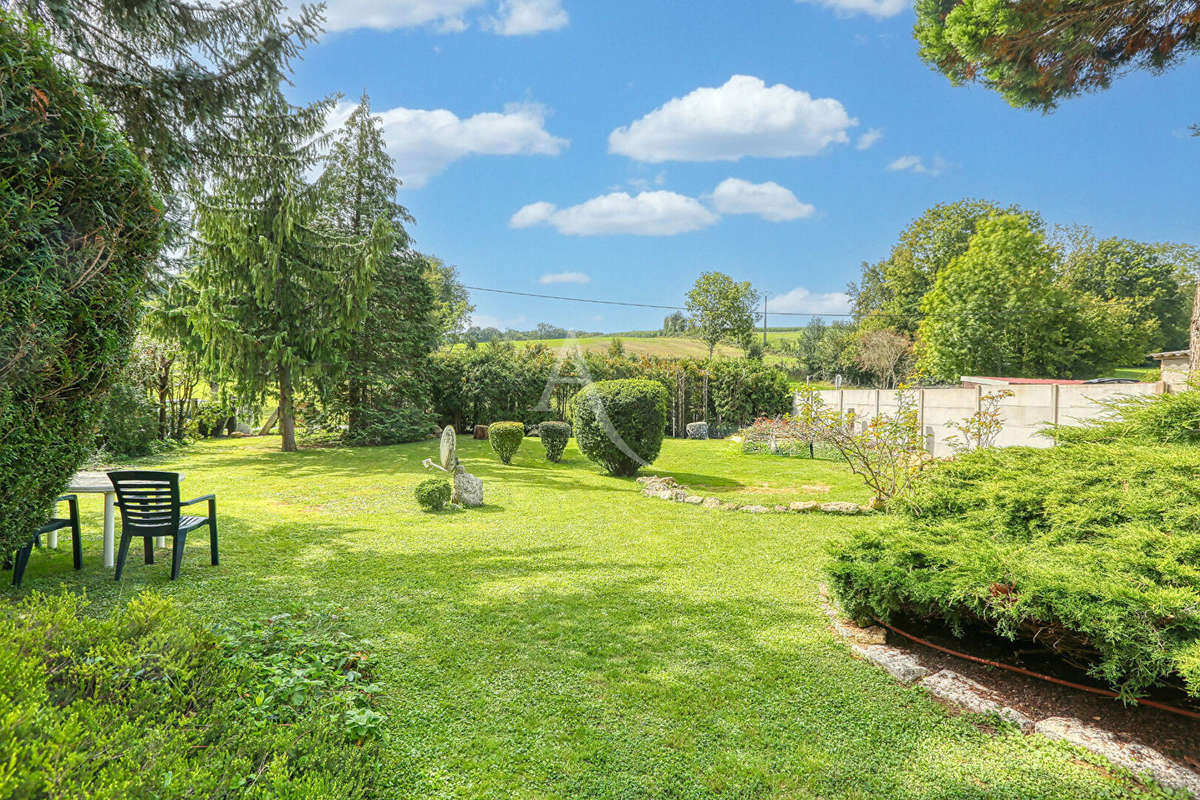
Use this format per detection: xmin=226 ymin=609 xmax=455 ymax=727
xmin=966 ymin=377 xmax=1085 ymax=385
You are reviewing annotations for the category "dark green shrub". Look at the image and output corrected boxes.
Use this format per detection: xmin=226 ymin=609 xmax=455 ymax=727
xmin=0 ymin=14 xmax=162 ymax=557
xmin=344 ymin=402 xmax=433 ymax=446
xmin=539 ymin=421 xmax=571 ymax=462
xmin=95 ymin=382 xmax=161 ymax=458
xmin=489 ymin=421 xmax=525 ymax=464
xmin=828 ymin=442 xmax=1200 ymax=700
xmin=569 ymin=379 xmax=668 ymax=476
xmin=0 ymin=590 xmax=382 ymax=799
xmin=415 ymin=478 xmax=452 ymax=511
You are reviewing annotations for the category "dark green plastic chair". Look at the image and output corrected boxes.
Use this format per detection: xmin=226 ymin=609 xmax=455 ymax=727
xmin=108 ymin=471 xmax=218 ymax=581
xmin=8 ymin=495 xmax=82 ymax=586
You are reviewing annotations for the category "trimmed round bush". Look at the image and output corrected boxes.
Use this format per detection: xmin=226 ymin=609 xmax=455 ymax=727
xmin=539 ymin=421 xmax=571 ymax=462
xmin=569 ymin=379 xmax=668 ymax=476
xmin=414 ymin=478 xmax=452 ymax=511
xmin=0 ymin=13 xmax=163 ymax=557
xmin=488 ymin=421 xmax=525 ymax=464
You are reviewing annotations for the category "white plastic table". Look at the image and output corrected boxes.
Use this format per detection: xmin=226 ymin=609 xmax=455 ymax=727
xmin=66 ymin=472 xmax=176 ymax=567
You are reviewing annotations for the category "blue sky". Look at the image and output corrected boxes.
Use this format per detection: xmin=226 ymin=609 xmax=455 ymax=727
xmin=288 ymin=0 xmax=1200 ymax=332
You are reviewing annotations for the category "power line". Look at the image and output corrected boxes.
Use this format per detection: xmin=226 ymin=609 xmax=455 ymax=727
xmin=463 ymin=284 xmax=1089 ymax=320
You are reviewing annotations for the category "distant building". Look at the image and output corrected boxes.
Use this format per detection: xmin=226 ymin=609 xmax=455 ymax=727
xmin=1148 ymin=350 xmax=1190 ymax=392
xmin=960 ymin=376 xmax=1085 ymax=389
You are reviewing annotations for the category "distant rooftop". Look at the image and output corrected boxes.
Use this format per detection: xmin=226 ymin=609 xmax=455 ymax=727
xmin=961 ymin=376 xmax=1085 ymax=386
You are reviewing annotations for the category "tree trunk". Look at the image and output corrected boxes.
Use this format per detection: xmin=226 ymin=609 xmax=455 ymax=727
xmin=1190 ymin=281 xmax=1200 ymax=379
xmin=279 ymin=362 xmax=297 ymax=452
xmin=347 ymin=376 xmax=363 ymax=434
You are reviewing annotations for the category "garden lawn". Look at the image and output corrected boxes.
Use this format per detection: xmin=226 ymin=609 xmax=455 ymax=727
xmin=5 ymin=437 xmax=1164 ymax=799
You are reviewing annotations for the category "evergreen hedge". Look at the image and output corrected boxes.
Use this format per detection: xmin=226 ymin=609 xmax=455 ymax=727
xmin=488 ymin=421 xmax=525 ymax=465
xmin=0 ymin=12 xmax=162 ymax=556
xmin=539 ymin=421 xmax=571 ymax=462
xmin=569 ymin=379 xmax=668 ymax=476
xmin=828 ymin=440 xmax=1200 ymax=700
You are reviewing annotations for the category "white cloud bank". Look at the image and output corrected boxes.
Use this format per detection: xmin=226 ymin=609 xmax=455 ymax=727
xmin=766 ymin=287 xmax=851 ymax=315
xmin=309 ymin=0 xmax=567 ymax=33
xmin=328 ymin=101 xmax=568 ymax=188
xmin=512 ymin=191 xmax=719 ymax=236
xmin=886 ymin=154 xmax=950 ymax=176
xmin=795 ymin=0 xmax=907 ymax=18
xmin=608 ymin=75 xmax=856 ymax=163
xmin=538 ymin=271 xmax=591 ymax=285
xmin=512 ymin=178 xmax=815 ymax=236
xmin=709 ymin=178 xmax=814 ymax=222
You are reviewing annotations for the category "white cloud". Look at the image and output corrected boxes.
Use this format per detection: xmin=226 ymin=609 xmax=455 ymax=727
xmin=487 ymin=0 xmax=568 ymax=34
xmin=309 ymin=0 xmax=486 ymax=33
xmin=856 ymin=128 xmax=884 ymax=150
xmin=328 ymin=101 xmax=568 ymax=188
xmin=305 ymin=0 xmax=568 ymax=34
xmin=510 ymin=201 xmax=557 ymax=228
xmin=709 ymin=178 xmax=814 ymax=222
xmin=538 ymin=271 xmax=591 ymax=284
xmin=766 ymin=287 xmax=851 ymax=315
xmin=608 ymin=75 xmax=856 ymax=163
xmin=470 ymin=312 xmax=528 ymax=330
xmin=886 ymin=154 xmax=950 ymax=176
xmin=796 ymin=0 xmax=907 ymax=18
xmin=510 ymin=191 xmax=719 ymax=236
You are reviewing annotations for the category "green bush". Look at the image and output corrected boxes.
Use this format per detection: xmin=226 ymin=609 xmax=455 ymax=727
xmin=489 ymin=421 xmax=525 ymax=464
xmin=415 ymin=478 xmax=452 ymax=511
xmin=539 ymin=421 xmax=571 ymax=462
xmin=95 ymin=382 xmax=162 ymax=458
xmin=569 ymin=379 xmax=668 ymax=476
xmin=1051 ymin=389 xmax=1200 ymax=446
xmin=0 ymin=590 xmax=382 ymax=799
xmin=0 ymin=14 xmax=163 ymax=557
xmin=828 ymin=442 xmax=1200 ymax=700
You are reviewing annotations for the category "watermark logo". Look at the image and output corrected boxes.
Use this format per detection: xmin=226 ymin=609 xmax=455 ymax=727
xmin=536 ymin=332 xmax=649 ymax=469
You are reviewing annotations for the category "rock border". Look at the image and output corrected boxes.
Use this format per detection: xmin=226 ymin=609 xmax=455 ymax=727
xmin=817 ymin=584 xmax=1200 ymax=798
xmin=636 ymin=476 xmax=873 ymax=515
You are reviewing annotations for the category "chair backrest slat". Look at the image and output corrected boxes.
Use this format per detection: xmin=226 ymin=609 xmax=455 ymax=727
xmin=108 ymin=471 xmax=181 ymax=538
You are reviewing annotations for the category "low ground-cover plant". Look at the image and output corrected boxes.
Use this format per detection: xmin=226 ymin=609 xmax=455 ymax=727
xmin=569 ymin=379 xmax=668 ymax=476
xmin=0 ymin=591 xmax=383 ymax=799
xmin=415 ymin=478 xmax=452 ymax=511
xmin=488 ymin=421 xmax=525 ymax=464
xmin=1051 ymin=389 xmax=1200 ymax=446
xmin=539 ymin=421 xmax=570 ymax=462
xmin=828 ymin=441 xmax=1200 ymax=701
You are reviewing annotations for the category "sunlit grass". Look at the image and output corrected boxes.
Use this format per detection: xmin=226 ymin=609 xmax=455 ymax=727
xmin=6 ymin=436 xmax=1154 ymax=798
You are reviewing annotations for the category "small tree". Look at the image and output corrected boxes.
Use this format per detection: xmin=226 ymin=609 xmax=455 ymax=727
xmin=794 ymin=386 xmax=926 ymax=507
xmin=945 ymin=390 xmax=1013 ymax=454
xmin=686 ymin=272 xmax=759 ymax=358
xmin=853 ymin=329 xmax=912 ymax=388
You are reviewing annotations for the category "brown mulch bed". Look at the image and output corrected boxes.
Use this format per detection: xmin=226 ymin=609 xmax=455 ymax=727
xmin=885 ymin=613 xmax=1200 ymax=766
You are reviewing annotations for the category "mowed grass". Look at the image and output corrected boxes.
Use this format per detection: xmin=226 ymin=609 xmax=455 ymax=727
xmin=5 ymin=437 xmax=1161 ymax=798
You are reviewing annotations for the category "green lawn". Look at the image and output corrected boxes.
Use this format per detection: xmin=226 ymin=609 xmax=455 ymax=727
xmin=6 ymin=437 xmax=1160 ymax=798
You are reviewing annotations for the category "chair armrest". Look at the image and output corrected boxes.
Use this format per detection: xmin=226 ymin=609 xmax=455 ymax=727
xmin=181 ymin=494 xmax=216 ymax=507
xmin=55 ymin=494 xmax=77 ymax=503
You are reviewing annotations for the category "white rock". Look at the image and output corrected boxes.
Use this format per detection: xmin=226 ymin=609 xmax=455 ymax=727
xmin=921 ymin=670 xmax=1033 ymax=732
xmin=849 ymin=642 xmax=930 ymax=684
xmin=789 ymin=501 xmax=820 ymax=512
xmin=819 ymin=501 xmax=862 ymax=514
xmin=1035 ymin=717 xmax=1200 ymax=797
xmin=701 ymin=497 xmax=722 ymax=509
xmin=740 ymin=504 xmax=769 ymax=513
xmin=452 ymin=471 xmax=484 ymax=507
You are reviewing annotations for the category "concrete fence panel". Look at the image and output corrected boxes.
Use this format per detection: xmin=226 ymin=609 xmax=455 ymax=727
xmin=801 ymin=383 xmax=1164 ymax=454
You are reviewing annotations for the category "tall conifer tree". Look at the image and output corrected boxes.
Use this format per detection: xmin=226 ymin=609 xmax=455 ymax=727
xmin=317 ymin=94 xmax=438 ymax=443
xmin=190 ymin=91 xmax=387 ymax=451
